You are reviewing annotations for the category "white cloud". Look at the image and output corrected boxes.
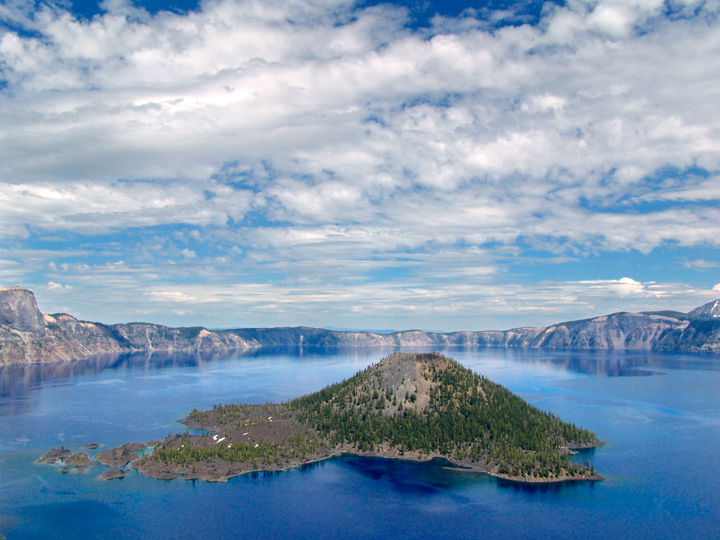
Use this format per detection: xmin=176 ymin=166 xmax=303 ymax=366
xmin=686 ymin=259 xmax=720 ymax=269
xmin=2 ymin=0 xmax=718 ymax=194
xmin=29 ymin=269 xmax=719 ymax=330
xmin=0 ymin=259 xmax=25 ymax=283
xmin=0 ymin=181 xmax=252 ymax=236
xmin=46 ymin=281 xmax=72 ymax=289
xmin=1 ymin=0 xmax=719 ymax=327
xmin=587 ymin=4 xmax=634 ymax=38
xmin=579 ymin=277 xmax=649 ymax=297
xmin=144 ymin=291 xmax=196 ymax=302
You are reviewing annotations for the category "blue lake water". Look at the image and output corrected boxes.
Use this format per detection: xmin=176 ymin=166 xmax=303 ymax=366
xmin=1 ymin=347 xmax=719 ymax=539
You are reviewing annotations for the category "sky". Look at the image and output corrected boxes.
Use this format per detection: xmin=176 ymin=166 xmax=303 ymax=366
xmin=1 ymin=0 xmax=719 ymax=332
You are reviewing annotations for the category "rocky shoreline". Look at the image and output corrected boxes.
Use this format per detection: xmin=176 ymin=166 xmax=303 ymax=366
xmin=35 ymin=442 xmax=159 ymax=480
xmin=35 ymin=430 xmax=606 ymax=485
xmin=36 ymin=437 xmax=605 ymax=485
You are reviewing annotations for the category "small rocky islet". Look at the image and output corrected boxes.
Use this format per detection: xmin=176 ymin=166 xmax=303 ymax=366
xmin=97 ymin=469 xmax=128 ymax=481
xmin=35 ymin=448 xmax=72 ymax=464
xmin=63 ymin=451 xmax=93 ymax=467
xmin=95 ymin=442 xmax=149 ymax=467
xmin=36 ymin=441 xmax=157 ymax=480
xmin=82 ymin=443 xmax=102 ymax=450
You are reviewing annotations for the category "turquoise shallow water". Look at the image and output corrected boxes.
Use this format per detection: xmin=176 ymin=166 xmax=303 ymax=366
xmin=1 ymin=347 xmax=719 ymax=539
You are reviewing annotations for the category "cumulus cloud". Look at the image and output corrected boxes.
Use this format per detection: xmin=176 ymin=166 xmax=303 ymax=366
xmin=29 ymin=264 xmax=720 ymax=330
xmin=46 ymin=281 xmax=72 ymax=289
xmin=1 ymin=0 xmax=719 ymax=326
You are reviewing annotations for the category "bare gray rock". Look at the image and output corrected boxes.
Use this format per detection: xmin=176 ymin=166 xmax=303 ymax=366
xmin=64 ymin=452 xmax=93 ymax=467
xmin=36 ymin=448 xmax=72 ymax=464
xmin=131 ymin=458 xmax=179 ymax=480
xmin=95 ymin=443 xmax=146 ymax=467
xmin=122 ymin=442 xmax=148 ymax=452
xmin=98 ymin=469 xmax=127 ymax=480
xmin=0 ymin=287 xmax=45 ymax=336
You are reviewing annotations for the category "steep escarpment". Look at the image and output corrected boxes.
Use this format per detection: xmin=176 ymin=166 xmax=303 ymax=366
xmin=219 ymin=310 xmax=719 ymax=354
xmin=42 ymin=314 xmax=255 ymax=357
xmin=0 ymin=289 xmax=258 ymax=364
xmin=1 ymin=287 xmax=719 ymax=364
xmin=523 ymin=310 xmax=720 ymax=354
xmin=0 ymin=287 xmax=45 ymax=335
xmin=227 ymin=326 xmax=544 ymax=349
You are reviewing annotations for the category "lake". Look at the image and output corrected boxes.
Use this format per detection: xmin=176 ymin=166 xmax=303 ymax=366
xmin=1 ymin=347 xmax=718 ymax=539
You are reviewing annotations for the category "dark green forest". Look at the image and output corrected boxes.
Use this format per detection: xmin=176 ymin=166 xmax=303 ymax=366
xmin=291 ymin=354 xmax=598 ymax=479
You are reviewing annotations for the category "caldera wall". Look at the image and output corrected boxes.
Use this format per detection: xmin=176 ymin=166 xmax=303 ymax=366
xmin=1 ymin=287 xmax=718 ymax=365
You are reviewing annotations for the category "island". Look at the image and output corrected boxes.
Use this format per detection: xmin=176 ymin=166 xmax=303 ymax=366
xmin=36 ymin=448 xmax=72 ymax=464
xmin=130 ymin=352 xmax=604 ymax=484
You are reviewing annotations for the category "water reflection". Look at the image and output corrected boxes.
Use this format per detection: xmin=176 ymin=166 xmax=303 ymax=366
xmin=502 ymin=351 xmax=664 ymax=377
xmin=0 ymin=347 xmax=389 ymax=416
xmin=338 ymin=454 xmax=490 ymax=493
xmin=499 ymin=349 xmax=720 ymax=376
xmin=1 ymin=346 xmax=717 ymax=417
xmin=0 ymin=349 xmax=237 ymax=416
xmin=0 ymin=347 xmax=357 ymax=397
xmin=0 ymin=349 xmax=232 ymax=394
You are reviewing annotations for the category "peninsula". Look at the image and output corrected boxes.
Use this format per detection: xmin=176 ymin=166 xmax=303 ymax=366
xmin=130 ymin=352 xmax=603 ymax=484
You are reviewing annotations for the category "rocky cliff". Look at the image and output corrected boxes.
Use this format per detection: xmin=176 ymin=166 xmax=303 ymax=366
xmin=0 ymin=287 xmax=45 ymax=336
xmin=225 ymin=310 xmax=720 ymax=354
xmin=1 ymin=287 xmax=718 ymax=364
xmin=0 ymin=310 xmax=256 ymax=364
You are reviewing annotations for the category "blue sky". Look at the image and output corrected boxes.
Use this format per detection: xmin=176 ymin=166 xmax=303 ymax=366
xmin=1 ymin=0 xmax=718 ymax=331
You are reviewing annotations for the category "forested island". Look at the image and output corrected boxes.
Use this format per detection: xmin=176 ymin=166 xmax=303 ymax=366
xmin=124 ymin=352 xmax=603 ymax=484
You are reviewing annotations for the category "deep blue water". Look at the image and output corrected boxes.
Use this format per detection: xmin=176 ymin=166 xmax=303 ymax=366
xmin=1 ymin=347 xmax=719 ymax=539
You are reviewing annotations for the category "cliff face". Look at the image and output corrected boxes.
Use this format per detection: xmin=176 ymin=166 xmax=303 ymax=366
xmin=43 ymin=315 xmax=255 ymax=356
xmin=1 ymin=287 xmax=718 ymax=365
xmin=0 ymin=287 xmax=45 ymax=336
xmin=2 ymin=311 xmax=257 ymax=364
xmin=0 ymin=287 xmax=261 ymax=364
xmin=233 ymin=312 xmax=719 ymax=354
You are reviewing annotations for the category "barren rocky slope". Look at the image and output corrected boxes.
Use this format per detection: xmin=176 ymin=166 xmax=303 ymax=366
xmin=1 ymin=286 xmax=718 ymax=364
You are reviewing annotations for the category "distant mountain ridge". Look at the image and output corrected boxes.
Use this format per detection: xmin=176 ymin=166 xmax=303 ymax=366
xmin=687 ymin=299 xmax=720 ymax=320
xmin=1 ymin=286 xmax=718 ymax=364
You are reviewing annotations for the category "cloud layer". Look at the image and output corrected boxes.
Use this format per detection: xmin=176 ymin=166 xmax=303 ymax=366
xmin=1 ymin=0 xmax=718 ymax=328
